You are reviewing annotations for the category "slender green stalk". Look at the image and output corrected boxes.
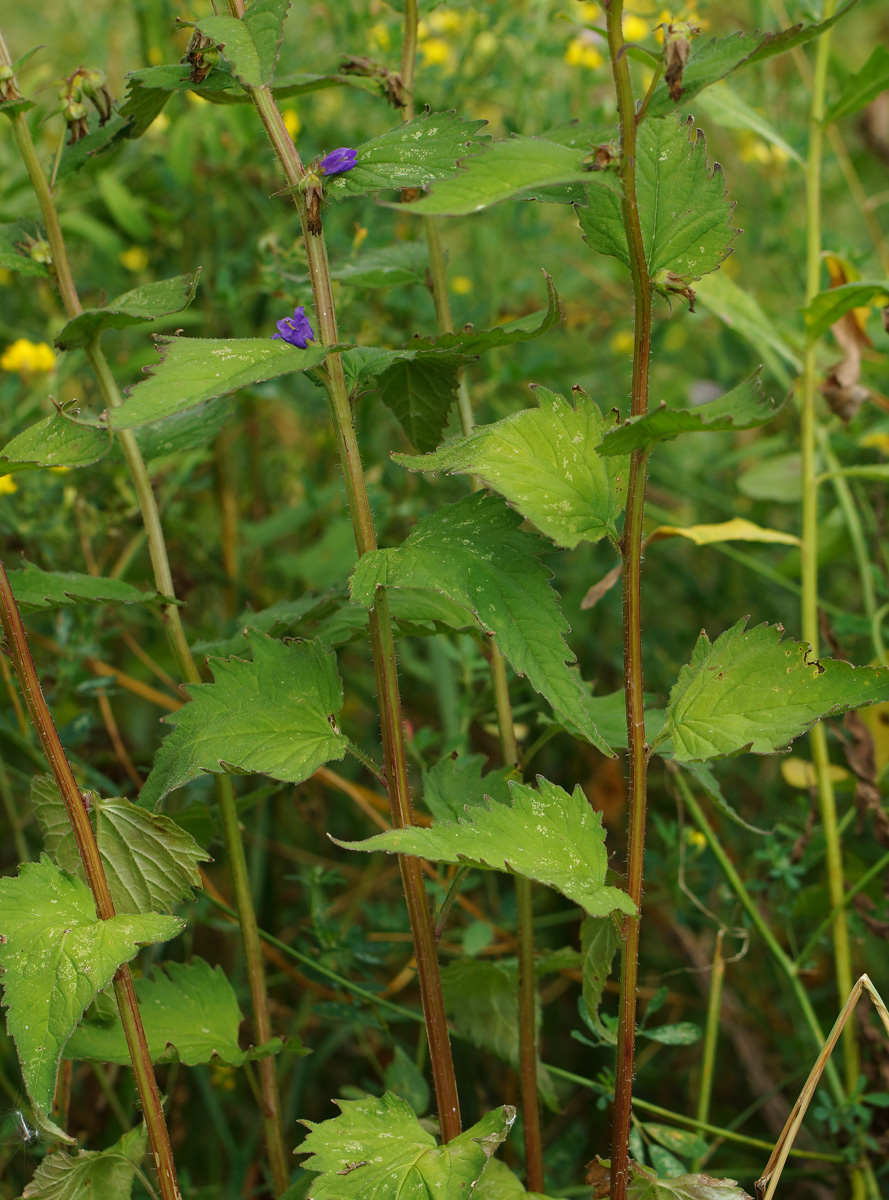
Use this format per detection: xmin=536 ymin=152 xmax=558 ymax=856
xmin=0 ymin=751 xmax=28 ymax=865
xmin=604 ymin=5 xmax=654 ymax=1196
xmin=798 ymin=0 xmax=859 ymax=1105
xmin=0 ymin=49 xmax=290 ymax=1191
xmin=0 ymin=558 xmax=181 ymax=1200
xmin=233 ymin=25 xmax=462 ymax=1140
xmin=690 ymin=931 xmax=724 ymax=1173
xmin=674 ymin=770 xmax=843 ymax=1103
xmin=795 ymin=850 xmax=889 ymax=970
xmin=548 ymin=1064 xmax=844 ymax=1162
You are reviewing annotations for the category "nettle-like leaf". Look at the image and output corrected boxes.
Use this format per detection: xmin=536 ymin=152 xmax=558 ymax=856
xmin=394 ymin=385 xmax=629 ymax=549
xmin=474 ymin=1157 xmax=557 ymax=1199
xmin=32 ymin=777 xmax=209 ymax=915
xmin=803 ymin=281 xmax=889 ymax=341
xmin=349 ymin=492 xmax=611 ymax=749
xmin=7 ymin=560 xmax=165 ymax=612
xmin=0 ymin=858 xmax=183 ymax=1111
xmin=598 ymin=370 xmax=782 ymax=456
xmin=0 ymin=407 xmax=111 ymax=473
xmin=651 ymin=619 xmax=889 ymax=763
xmin=579 ymin=115 xmax=738 ymax=282
xmin=826 ymin=45 xmax=889 ymax=124
xmin=422 ymin=753 xmax=516 ymax=822
xmin=375 ymin=352 xmax=466 ymax=452
xmin=410 ymin=270 xmax=562 ymax=356
xmin=194 ymin=0 xmax=290 ymax=89
xmin=336 ymin=775 xmax=636 ymax=918
xmin=581 ymin=915 xmax=621 ymax=1042
xmin=694 ymin=83 xmax=802 ymax=167
xmin=0 ymin=220 xmax=51 ymax=278
xmin=644 ymin=0 xmax=858 ymax=119
xmin=442 ymin=959 xmax=558 ymax=1109
xmin=626 ymin=1163 xmax=751 ymax=1200
xmin=136 ymin=397 xmax=233 ymax=462
xmin=330 ymin=242 xmax=430 ymax=288
xmin=693 ymin=272 xmax=801 ymax=383
xmin=65 ymin=958 xmax=306 ymax=1066
xmin=22 ymin=1124 xmax=148 ymax=1200
xmin=104 ymin=335 xmax=335 ymax=428
xmin=54 ymin=271 xmax=200 ymax=352
xmin=323 ymin=110 xmax=488 ymax=202
xmin=141 ymin=632 xmax=348 ymax=806
xmin=299 ymin=1092 xmax=514 ymax=1199
xmin=401 ymin=134 xmax=623 ymax=217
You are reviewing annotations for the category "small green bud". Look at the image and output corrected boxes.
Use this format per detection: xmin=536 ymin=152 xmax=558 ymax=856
xmin=199 ymin=47 xmax=220 ymax=69
xmin=29 ymin=239 xmax=52 ymax=265
xmin=0 ymin=65 xmax=15 ymax=83
xmin=79 ymin=68 xmax=107 ymax=97
xmin=64 ymin=99 xmax=87 ymax=120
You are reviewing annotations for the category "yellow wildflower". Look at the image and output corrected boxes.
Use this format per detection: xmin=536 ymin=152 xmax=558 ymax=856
xmin=1 ymin=338 xmax=56 ymax=375
xmin=623 ymin=14 xmax=650 ymax=40
xmin=0 ymin=268 xmax=11 ymax=286
xmin=0 ymin=475 xmax=18 ymax=495
xmin=451 ymin=275 xmax=473 ymax=295
xmin=684 ymin=828 xmax=707 ymax=851
xmin=565 ymin=35 xmax=604 ymax=69
xmin=575 ymin=2 xmax=600 ymax=21
xmin=368 ymin=22 xmax=391 ymax=52
xmin=610 ymin=329 xmax=635 ymax=355
xmin=426 ymin=9 xmax=467 ymax=35
xmin=860 ymin=432 xmax=889 ymax=457
xmin=281 ymin=108 xmax=301 ymax=139
xmin=473 ymin=31 xmax=498 ymax=58
xmin=119 ymin=246 xmax=149 ymax=272
xmin=420 ymin=37 xmax=452 ymax=68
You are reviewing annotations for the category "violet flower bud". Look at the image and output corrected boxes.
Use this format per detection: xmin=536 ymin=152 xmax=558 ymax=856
xmin=271 ymin=306 xmax=315 ymax=349
xmin=318 ymin=147 xmax=357 ymax=176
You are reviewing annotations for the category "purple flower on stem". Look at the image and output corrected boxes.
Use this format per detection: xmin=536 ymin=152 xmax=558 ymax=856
xmin=318 ymin=147 xmax=357 ymax=176
xmin=271 ymin=306 xmax=315 ymax=349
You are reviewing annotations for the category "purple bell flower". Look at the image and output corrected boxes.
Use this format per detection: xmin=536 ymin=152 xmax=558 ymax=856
xmin=318 ymin=147 xmax=357 ymax=176
xmin=271 ymin=306 xmax=315 ymax=349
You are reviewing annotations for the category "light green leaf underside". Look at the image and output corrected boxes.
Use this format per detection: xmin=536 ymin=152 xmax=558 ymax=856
xmin=32 ymin=777 xmax=209 ymax=915
xmin=7 ymin=560 xmax=164 ymax=613
xmin=579 ymin=115 xmax=738 ymax=281
xmin=422 ymin=753 xmax=516 ymax=823
xmin=140 ymin=632 xmax=348 ymax=806
xmin=299 ymin=1092 xmax=514 ymax=1199
xmin=803 ymin=281 xmax=889 ymax=341
xmin=581 ymin=915 xmax=621 ymax=1042
xmin=331 ymin=242 xmax=430 ymax=288
xmin=22 ymin=1124 xmax=148 ymax=1200
xmin=65 ymin=958 xmax=305 ymax=1067
xmin=694 ymin=83 xmax=802 ymax=165
xmin=395 ymin=385 xmax=629 ymax=549
xmin=825 ymin=45 xmax=889 ymax=124
xmin=105 ymin=336 xmax=334 ymax=429
xmin=324 ymin=110 xmax=488 ymax=201
xmin=0 ymin=409 xmax=111 ymax=473
xmin=627 ymin=1163 xmax=751 ymax=1199
xmin=55 ymin=272 xmax=200 ymax=352
xmin=336 ymin=776 xmax=636 ymax=918
xmin=599 ymin=370 xmax=781 ymax=456
xmin=349 ymin=492 xmax=611 ymax=750
xmin=443 ymin=958 xmax=558 ymax=1109
xmin=401 ymin=136 xmax=623 ymax=217
xmin=644 ymin=0 xmax=859 ymax=119
xmin=194 ymin=0 xmax=289 ymax=89
xmin=692 ymin=272 xmax=801 ymax=386
xmin=473 ymin=1158 xmax=557 ymax=1199
xmin=0 ymin=858 xmax=182 ymax=1111
xmin=655 ymin=619 xmax=889 ymax=763
xmin=0 ymin=220 xmax=51 ymax=278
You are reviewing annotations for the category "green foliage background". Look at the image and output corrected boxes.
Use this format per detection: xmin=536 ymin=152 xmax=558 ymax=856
xmin=1 ymin=0 xmax=889 ymax=1196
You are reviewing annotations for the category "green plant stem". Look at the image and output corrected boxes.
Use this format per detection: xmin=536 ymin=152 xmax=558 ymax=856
xmin=0 ymin=558 xmax=181 ymax=1200
xmin=799 ymin=0 xmax=859 ymax=1106
xmin=795 ymin=850 xmax=889 ymax=970
xmin=674 ymin=769 xmax=843 ymax=1103
xmin=237 ymin=43 xmax=462 ymax=1143
xmin=1 ymin=60 xmax=290 ymax=1193
xmin=0 ymin=750 xmax=28 ymax=865
xmin=548 ymin=1064 xmax=843 ymax=1162
xmin=604 ymin=4 xmax=654 ymax=1197
xmin=399 ymin=2 xmax=541 ymax=1170
xmin=690 ymin=930 xmax=724 ymax=1173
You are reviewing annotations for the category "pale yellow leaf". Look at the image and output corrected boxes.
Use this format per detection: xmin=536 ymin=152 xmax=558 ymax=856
xmin=649 ymin=518 xmax=801 ymax=547
xmin=781 ymin=757 xmax=850 ymax=789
